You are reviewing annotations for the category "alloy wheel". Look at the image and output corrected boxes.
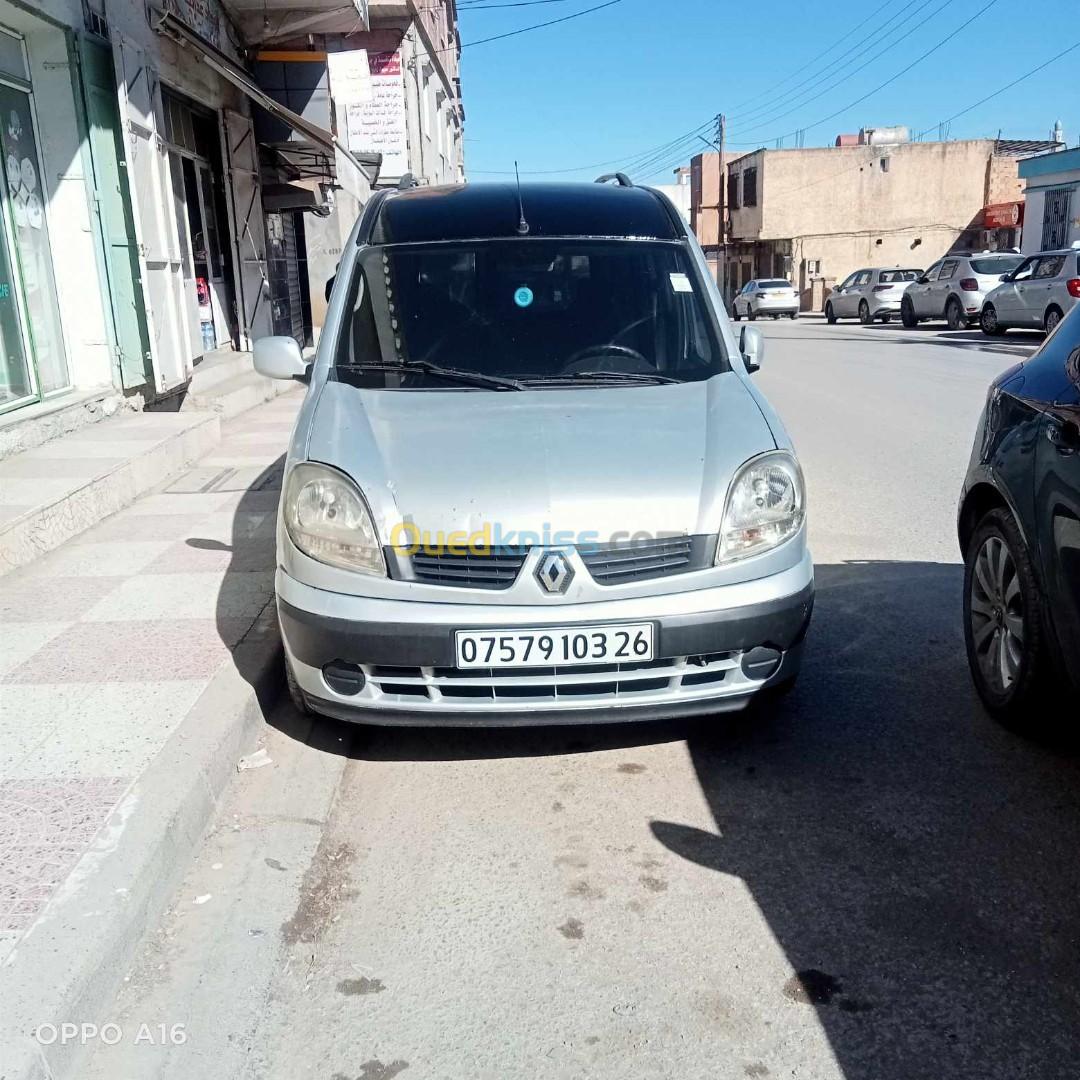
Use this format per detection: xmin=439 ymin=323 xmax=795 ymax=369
xmin=1045 ymin=308 xmax=1061 ymax=334
xmin=969 ymin=535 xmax=1024 ymax=693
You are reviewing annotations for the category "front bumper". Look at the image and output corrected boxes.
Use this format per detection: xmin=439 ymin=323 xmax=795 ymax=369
xmin=277 ymin=555 xmax=814 ymax=726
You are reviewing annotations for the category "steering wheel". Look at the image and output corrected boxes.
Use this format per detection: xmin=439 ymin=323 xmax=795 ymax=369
xmin=562 ymin=343 xmax=651 ymax=371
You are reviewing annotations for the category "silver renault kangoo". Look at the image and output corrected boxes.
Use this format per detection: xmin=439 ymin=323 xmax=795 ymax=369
xmin=253 ymin=177 xmax=814 ymax=726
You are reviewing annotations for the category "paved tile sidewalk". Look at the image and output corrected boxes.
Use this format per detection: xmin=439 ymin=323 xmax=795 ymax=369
xmin=0 ymin=391 xmax=300 ymax=959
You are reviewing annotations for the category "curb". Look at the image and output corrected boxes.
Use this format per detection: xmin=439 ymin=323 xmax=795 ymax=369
xmin=2 ymin=603 xmax=284 ymax=1080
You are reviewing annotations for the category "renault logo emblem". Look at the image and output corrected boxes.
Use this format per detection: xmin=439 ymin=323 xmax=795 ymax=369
xmin=535 ymin=550 xmax=574 ymax=595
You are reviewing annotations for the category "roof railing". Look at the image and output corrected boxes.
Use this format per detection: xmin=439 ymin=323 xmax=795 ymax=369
xmin=594 ymin=172 xmax=633 ymax=187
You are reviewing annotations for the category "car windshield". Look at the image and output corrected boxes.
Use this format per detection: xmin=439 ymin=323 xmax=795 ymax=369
xmin=758 ymin=279 xmax=791 ymax=289
xmin=969 ymin=256 xmax=1024 ymax=275
xmin=335 ymin=239 xmax=728 ymax=389
xmin=879 ymin=269 xmax=921 ymax=283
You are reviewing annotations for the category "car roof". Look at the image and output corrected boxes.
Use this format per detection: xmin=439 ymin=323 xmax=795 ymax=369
xmin=368 ymin=182 xmax=683 ymax=245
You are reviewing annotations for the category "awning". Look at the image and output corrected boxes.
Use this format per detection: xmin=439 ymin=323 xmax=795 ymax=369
xmin=154 ymin=10 xmax=378 ymax=182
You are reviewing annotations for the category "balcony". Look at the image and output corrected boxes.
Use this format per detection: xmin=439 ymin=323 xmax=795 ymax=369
xmin=219 ymin=0 xmax=369 ymax=45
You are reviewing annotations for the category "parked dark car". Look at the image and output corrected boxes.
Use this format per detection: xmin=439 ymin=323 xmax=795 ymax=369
xmin=958 ymin=305 xmax=1080 ymax=726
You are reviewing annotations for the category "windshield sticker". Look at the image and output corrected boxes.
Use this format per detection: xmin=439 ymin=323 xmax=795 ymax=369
xmin=513 ymin=285 xmax=534 ymax=308
xmin=669 ymin=273 xmax=693 ymax=293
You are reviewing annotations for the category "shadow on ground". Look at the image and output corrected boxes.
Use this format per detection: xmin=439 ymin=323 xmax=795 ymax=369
xmin=650 ymin=559 xmax=1080 ymax=1079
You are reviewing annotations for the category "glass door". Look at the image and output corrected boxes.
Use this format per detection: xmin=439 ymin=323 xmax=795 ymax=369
xmin=0 ymin=179 xmax=32 ymax=409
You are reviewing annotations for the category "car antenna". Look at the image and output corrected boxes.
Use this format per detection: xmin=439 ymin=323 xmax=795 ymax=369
xmin=514 ymin=161 xmax=529 ymax=235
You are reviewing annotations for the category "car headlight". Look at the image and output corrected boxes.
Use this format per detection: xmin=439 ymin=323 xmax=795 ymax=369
xmin=717 ymin=451 xmax=805 ymax=563
xmin=284 ymin=462 xmax=385 ymax=576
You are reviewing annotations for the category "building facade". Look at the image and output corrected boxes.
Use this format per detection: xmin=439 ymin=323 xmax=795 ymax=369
xmin=0 ymin=0 xmax=463 ymax=421
xmin=1018 ymin=145 xmax=1080 ymax=255
xmin=690 ymin=135 xmax=1060 ymax=311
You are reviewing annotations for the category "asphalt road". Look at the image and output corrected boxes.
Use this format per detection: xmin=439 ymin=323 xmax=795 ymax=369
xmin=84 ymin=317 xmax=1080 ymax=1080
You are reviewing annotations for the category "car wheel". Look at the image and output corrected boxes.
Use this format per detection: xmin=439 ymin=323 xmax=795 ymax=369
xmin=946 ymin=297 xmax=965 ymax=331
xmin=731 ymin=304 xmax=741 ymax=322
xmin=825 ymin=302 xmax=836 ymax=324
xmin=285 ymin=655 xmax=313 ymax=716
xmin=981 ymin=304 xmax=1004 ymax=336
xmin=1044 ymin=306 xmax=1064 ymax=335
xmin=880 ymin=312 xmax=891 ymax=324
xmin=858 ymin=300 xmax=871 ymax=325
xmin=788 ymin=312 xmax=798 ymax=320
xmin=900 ymin=297 xmax=918 ymax=328
xmin=747 ymin=306 xmax=757 ymax=321
xmin=963 ymin=509 xmax=1054 ymax=729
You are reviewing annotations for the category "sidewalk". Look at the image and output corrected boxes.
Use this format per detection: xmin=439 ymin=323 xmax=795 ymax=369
xmin=1 ymin=389 xmax=301 ymax=1080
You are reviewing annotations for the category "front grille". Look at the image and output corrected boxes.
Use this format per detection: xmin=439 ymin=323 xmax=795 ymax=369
xmin=405 ymin=547 xmax=530 ymax=590
xmin=361 ymin=653 xmax=739 ymax=705
xmin=579 ymin=535 xmax=712 ymax=584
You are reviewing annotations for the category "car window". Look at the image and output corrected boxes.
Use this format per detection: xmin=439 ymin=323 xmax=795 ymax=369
xmin=939 ymin=260 xmax=958 ymax=280
xmin=969 ymin=256 xmax=1024 ymax=275
xmin=1034 ymin=255 xmax=1065 ymax=279
xmin=758 ymin=279 xmax=790 ymax=289
xmin=854 ymin=270 xmax=872 ymax=286
xmin=838 ymin=274 xmax=857 ymax=290
xmin=879 ymin=269 xmax=922 ymax=283
xmin=1011 ymin=258 xmax=1037 ymax=281
xmin=339 ymin=238 xmax=729 ymax=386
xmin=922 ymin=263 xmax=941 ymax=282
xmin=744 ymin=282 xmax=756 ymax=293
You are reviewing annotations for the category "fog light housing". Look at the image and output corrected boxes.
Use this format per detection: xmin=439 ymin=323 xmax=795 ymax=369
xmin=323 ymin=661 xmax=366 ymax=696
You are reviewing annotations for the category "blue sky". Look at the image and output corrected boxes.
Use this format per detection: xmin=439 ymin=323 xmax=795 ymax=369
xmin=456 ymin=0 xmax=1077 ymax=182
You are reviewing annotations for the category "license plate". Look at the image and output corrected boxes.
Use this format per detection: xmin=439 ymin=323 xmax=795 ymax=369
xmin=455 ymin=623 xmax=654 ymax=669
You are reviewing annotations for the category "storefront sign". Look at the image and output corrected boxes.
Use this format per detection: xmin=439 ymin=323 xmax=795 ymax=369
xmin=983 ymin=201 xmax=1023 ymax=229
xmin=328 ymin=50 xmax=372 ymax=111
xmin=341 ymin=50 xmax=408 ymax=179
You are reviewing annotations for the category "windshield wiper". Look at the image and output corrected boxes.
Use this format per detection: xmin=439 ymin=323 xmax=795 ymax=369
xmin=523 ymin=370 xmax=681 ymax=385
xmin=338 ymin=360 xmax=526 ymax=391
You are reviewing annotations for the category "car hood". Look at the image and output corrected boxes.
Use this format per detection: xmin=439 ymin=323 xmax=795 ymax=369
xmin=305 ymin=372 xmax=776 ymax=544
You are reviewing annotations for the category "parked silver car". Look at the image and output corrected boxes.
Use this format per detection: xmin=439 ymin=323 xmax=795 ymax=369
xmin=825 ymin=266 xmax=922 ymax=324
xmin=731 ymin=278 xmax=800 ymax=320
xmin=253 ymin=180 xmax=813 ymax=726
xmin=980 ymin=248 xmax=1080 ymax=335
xmin=901 ymin=252 xmax=1025 ymax=330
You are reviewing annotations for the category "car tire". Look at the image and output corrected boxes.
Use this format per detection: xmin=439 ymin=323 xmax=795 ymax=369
xmin=747 ymin=306 xmax=757 ymax=321
xmin=946 ymin=297 xmax=965 ymax=331
xmin=880 ymin=312 xmax=891 ymax=324
xmin=963 ymin=508 xmax=1055 ymax=730
xmin=285 ymin=655 xmax=314 ymax=716
xmin=1044 ymin=306 xmax=1064 ymax=335
xmin=900 ymin=297 xmax=918 ymax=328
xmin=825 ymin=302 xmax=836 ymax=324
xmin=788 ymin=312 xmax=798 ymax=320
xmin=981 ymin=304 xmax=1005 ymax=336
xmin=731 ymin=304 xmax=741 ymax=322
xmin=858 ymin=300 xmax=871 ymax=325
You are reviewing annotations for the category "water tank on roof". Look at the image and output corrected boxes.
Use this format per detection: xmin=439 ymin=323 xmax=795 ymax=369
xmin=859 ymin=126 xmax=910 ymax=146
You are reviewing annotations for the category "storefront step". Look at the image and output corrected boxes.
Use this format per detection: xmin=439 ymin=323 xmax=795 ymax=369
xmin=0 ymin=386 xmax=138 ymax=464
xmin=182 ymin=369 xmax=294 ymax=421
xmin=186 ymin=348 xmax=258 ymax=394
xmin=0 ymin=411 xmax=221 ymax=577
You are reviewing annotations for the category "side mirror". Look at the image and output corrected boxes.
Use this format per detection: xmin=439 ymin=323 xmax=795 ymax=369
xmin=253 ymin=336 xmax=308 ymax=381
xmin=999 ymin=272 xmax=1013 ymax=282
xmin=916 ymin=276 xmax=929 ymax=285
xmin=740 ymin=325 xmax=764 ymax=374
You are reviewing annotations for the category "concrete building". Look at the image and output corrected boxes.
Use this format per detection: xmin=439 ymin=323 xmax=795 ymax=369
xmin=652 ymin=166 xmax=691 ymax=223
xmin=0 ymin=0 xmax=463 ymax=425
xmin=1018 ymin=145 xmax=1080 ymax=255
xmin=691 ymin=134 xmax=1060 ymax=310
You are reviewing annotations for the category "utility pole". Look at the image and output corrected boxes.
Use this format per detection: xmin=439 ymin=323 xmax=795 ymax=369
xmin=716 ymin=112 xmax=727 ymax=299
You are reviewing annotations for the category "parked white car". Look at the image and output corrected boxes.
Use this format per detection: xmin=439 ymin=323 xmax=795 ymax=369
xmin=980 ymin=248 xmax=1080 ymax=335
xmin=731 ymin=279 xmax=799 ymax=320
xmin=825 ymin=267 xmax=922 ymax=324
xmin=901 ymin=252 xmax=1025 ymax=330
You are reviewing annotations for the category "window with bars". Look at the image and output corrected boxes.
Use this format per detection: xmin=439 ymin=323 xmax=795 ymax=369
xmin=1041 ymin=186 xmax=1074 ymax=251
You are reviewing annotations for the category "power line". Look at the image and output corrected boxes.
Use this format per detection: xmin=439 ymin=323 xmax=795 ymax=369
xmin=458 ymin=0 xmax=580 ymax=7
xmin=727 ymin=0 xmax=929 ymax=124
xmin=914 ymin=38 xmax=1080 ymax=140
xmin=725 ymin=0 xmax=1000 ymax=148
xmin=728 ymin=0 xmax=956 ymax=138
xmin=455 ymin=0 xmax=622 ymax=49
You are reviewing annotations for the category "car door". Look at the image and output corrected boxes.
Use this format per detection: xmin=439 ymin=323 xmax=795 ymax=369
xmin=909 ymin=262 xmax=941 ymax=317
xmin=1029 ymin=254 xmax=1066 ymax=326
xmin=736 ymin=281 xmax=754 ymax=316
xmin=831 ymin=272 xmax=857 ymax=317
xmin=930 ymin=259 xmax=958 ymax=318
xmin=1033 ymin=315 xmax=1080 ymax=686
xmin=992 ymin=256 xmax=1036 ymax=323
